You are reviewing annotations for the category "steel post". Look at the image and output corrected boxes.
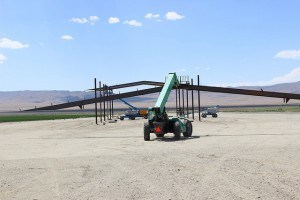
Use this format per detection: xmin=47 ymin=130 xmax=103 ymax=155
xmin=103 ymin=84 xmax=106 ymax=121
xmin=175 ymin=88 xmax=178 ymax=115
xmin=112 ymin=90 xmax=114 ymax=117
xmin=197 ymin=75 xmax=201 ymax=121
xmin=186 ymin=83 xmax=189 ymax=118
xmin=106 ymin=89 xmax=109 ymax=120
xmin=94 ymin=78 xmax=98 ymax=125
xmin=178 ymin=80 xmax=181 ymax=115
xmin=99 ymin=81 xmax=102 ymax=123
xmin=182 ymin=89 xmax=185 ymax=115
xmin=191 ymin=79 xmax=194 ymax=120
xmin=109 ymin=89 xmax=112 ymax=119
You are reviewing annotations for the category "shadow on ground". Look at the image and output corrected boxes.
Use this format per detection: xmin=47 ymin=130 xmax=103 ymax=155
xmin=152 ymin=135 xmax=201 ymax=142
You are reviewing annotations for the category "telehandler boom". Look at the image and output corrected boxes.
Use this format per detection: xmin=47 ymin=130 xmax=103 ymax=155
xmin=143 ymin=73 xmax=193 ymax=141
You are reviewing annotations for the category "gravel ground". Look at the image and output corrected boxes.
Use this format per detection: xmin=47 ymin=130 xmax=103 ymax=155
xmin=0 ymin=112 xmax=299 ymax=200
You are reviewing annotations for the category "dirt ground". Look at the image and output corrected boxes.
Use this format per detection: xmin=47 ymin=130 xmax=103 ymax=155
xmin=0 ymin=112 xmax=299 ymax=200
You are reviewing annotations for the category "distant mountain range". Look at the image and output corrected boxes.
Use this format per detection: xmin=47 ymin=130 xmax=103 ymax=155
xmin=237 ymin=81 xmax=300 ymax=93
xmin=1 ymin=81 xmax=300 ymax=111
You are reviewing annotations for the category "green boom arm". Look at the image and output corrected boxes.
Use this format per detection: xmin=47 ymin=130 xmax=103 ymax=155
xmin=154 ymin=73 xmax=179 ymax=114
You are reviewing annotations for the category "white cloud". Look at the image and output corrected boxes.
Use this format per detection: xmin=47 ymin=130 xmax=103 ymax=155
xmin=89 ymin=16 xmax=99 ymax=22
xmin=264 ymin=67 xmax=300 ymax=85
xmin=108 ymin=17 xmax=120 ymax=24
xmin=194 ymin=67 xmax=200 ymax=70
xmin=69 ymin=17 xmax=89 ymax=24
xmin=61 ymin=35 xmax=74 ymax=40
xmin=274 ymin=49 xmax=300 ymax=59
xmin=89 ymin=16 xmax=99 ymax=25
xmin=145 ymin=13 xmax=160 ymax=19
xmin=69 ymin=16 xmax=99 ymax=25
xmin=166 ymin=11 xmax=185 ymax=20
xmin=219 ymin=67 xmax=300 ymax=87
xmin=124 ymin=20 xmax=142 ymax=27
xmin=0 ymin=38 xmax=29 ymax=49
xmin=0 ymin=54 xmax=7 ymax=64
xmin=205 ymin=67 xmax=211 ymax=71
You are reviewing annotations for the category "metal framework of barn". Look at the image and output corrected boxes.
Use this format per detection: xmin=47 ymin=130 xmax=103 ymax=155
xmin=25 ymin=75 xmax=300 ymax=124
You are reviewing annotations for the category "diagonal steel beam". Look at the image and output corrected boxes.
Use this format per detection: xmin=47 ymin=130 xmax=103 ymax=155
xmin=25 ymin=87 xmax=163 ymax=111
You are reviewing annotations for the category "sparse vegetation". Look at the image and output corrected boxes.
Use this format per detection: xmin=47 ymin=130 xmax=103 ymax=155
xmin=0 ymin=114 xmax=95 ymax=123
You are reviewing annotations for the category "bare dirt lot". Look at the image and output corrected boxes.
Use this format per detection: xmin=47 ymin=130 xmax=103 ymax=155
xmin=0 ymin=113 xmax=300 ymax=200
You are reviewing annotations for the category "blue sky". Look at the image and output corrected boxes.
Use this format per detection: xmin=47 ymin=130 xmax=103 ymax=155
xmin=1 ymin=0 xmax=300 ymax=91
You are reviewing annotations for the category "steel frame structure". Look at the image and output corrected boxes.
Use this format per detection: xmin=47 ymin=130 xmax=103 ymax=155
xmin=25 ymin=76 xmax=300 ymax=123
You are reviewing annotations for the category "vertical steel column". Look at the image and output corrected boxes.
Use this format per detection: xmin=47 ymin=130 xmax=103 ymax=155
xmin=103 ymin=84 xmax=106 ymax=121
xmin=106 ymin=88 xmax=109 ymax=120
xmin=99 ymin=81 xmax=102 ymax=123
xmin=112 ymin=89 xmax=114 ymax=118
xmin=178 ymin=77 xmax=181 ymax=115
xmin=109 ymin=89 xmax=112 ymax=119
xmin=182 ymin=88 xmax=185 ymax=115
xmin=186 ymin=82 xmax=189 ymax=118
xmin=197 ymin=75 xmax=201 ymax=121
xmin=94 ymin=78 xmax=98 ymax=125
xmin=175 ymin=88 xmax=178 ymax=115
xmin=191 ymin=79 xmax=194 ymax=120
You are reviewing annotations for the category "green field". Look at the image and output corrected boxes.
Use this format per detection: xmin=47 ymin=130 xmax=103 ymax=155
xmin=1 ymin=106 xmax=300 ymax=123
xmin=0 ymin=114 xmax=95 ymax=123
xmin=221 ymin=106 xmax=300 ymax=112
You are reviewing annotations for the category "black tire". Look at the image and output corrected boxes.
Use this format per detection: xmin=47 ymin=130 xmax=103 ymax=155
xmin=144 ymin=115 xmax=148 ymax=119
xmin=144 ymin=122 xmax=150 ymax=141
xmin=131 ymin=116 xmax=135 ymax=120
xmin=155 ymin=133 xmax=164 ymax=138
xmin=120 ymin=117 xmax=124 ymax=121
xmin=201 ymin=114 xmax=207 ymax=118
xmin=173 ymin=121 xmax=181 ymax=140
xmin=212 ymin=114 xmax=218 ymax=118
xmin=183 ymin=121 xmax=193 ymax=137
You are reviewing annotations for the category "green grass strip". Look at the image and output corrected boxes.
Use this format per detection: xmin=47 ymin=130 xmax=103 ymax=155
xmin=0 ymin=114 xmax=95 ymax=123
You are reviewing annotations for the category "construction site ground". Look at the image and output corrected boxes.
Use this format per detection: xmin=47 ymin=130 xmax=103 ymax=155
xmin=0 ymin=112 xmax=299 ymax=199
